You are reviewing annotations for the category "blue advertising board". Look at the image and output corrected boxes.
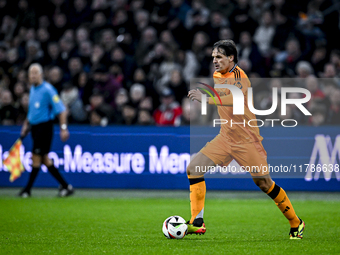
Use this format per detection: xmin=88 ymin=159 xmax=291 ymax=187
xmin=0 ymin=126 xmax=339 ymax=191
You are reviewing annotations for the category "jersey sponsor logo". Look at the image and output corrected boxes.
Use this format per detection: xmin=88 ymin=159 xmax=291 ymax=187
xmin=53 ymin=95 xmax=60 ymax=103
xmin=234 ymin=81 xmax=243 ymax=89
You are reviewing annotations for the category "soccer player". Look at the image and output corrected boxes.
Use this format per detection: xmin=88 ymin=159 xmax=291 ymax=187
xmin=186 ymin=40 xmax=305 ymax=239
xmin=19 ymin=63 xmax=74 ymax=197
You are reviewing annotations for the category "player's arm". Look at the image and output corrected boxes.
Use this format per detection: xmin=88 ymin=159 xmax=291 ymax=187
xmin=20 ymin=118 xmax=31 ymax=139
xmin=58 ymin=110 xmax=69 ymax=142
xmin=48 ymin=88 xmax=69 ymax=142
xmin=188 ymin=88 xmax=235 ymax=105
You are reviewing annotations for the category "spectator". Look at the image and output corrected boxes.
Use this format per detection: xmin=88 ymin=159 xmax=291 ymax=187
xmin=16 ymin=69 xmax=28 ymax=84
xmin=311 ymin=47 xmax=327 ymax=76
xmin=191 ymin=31 xmax=209 ymax=63
xmin=135 ymin=27 xmax=158 ymax=66
xmin=78 ymin=40 xmax=92 ymax=70
xmin=58 ymin=37 xmax=76 ymax=70
xmin=132 ymin=68 xmax=154 ymax=96
xmin=68 ymin=0 xmax=92 ymax=29
xmin=110 ymin=47 xmax=136 ymax=85
xmin=37 ymin=28 xmax=51 ymax=54
xmin=15 ymin=0 xmax=36 ymax=30
xmin=305 ymin=75 xmax=325 ymax=111
xmin=185 ymin=0 xmax=210 ymax=31
xmin=16 ymin=92 xmax=29 ymax=125
xmin=130 ymin=83 xmax=146 ymax=107
xmin=296 ymin=61 xmax=314 ymax=78
xmin=321 ymin=63 xmax=338 ymax=78
xmin=238 ymin=31 xmax=265 ymax=76
xmin=88 ymin=91 xmax=113 ymax=122
xmin=0 ymin=0 xmax=339 ymax=127
xmin=156 ymin=47 xmax=181 ymax=90
xmin=111 ymin=8 xmax=134 ymax=36
xmin=175 ymin=49 xmax=199 ymax=84
xmin=121 ymin=102 xmax=138 ymax=125
xmin=229 ymin=0 xmax=258 ymax=41
xmin=206 ymin=11 xmax=229 ymax=43
xmin=153 ymin=88 xmax=182 ymax=126
xmin=169 ymin=0 xmax=191 ymax=25
xmin=60 ymin=82 xmax=87 ymax=123
xmin=51 ymin=13 xmax=69 ymax=41
xmin=75 ymin=26 xmax=89 ymax=46
xmin=218 ymin=27 xmax=234 ymax=41
xmin=13 ymin=81 xmax=26 ymax=104
xmin=76 ymin=72 xmax=92 ymax=105
xmin=253 ymin=10 xmax=275 ymax=57
xmin=23 ymin=40 xmax=44 ymax=69
xmin=90 ymin=44 xmax=107 ymax=69
xmin=114 ymin=88 xmax=128 ymax=123
xmin=160 ymin=30 xmax=179 ymax=52
xmin=139 ymin=96 xmax=154 ymax=112
xmin=275 ymin=38 xmax=304 ymax=76
xmin=89 ymin=107 xmax=109 ymax=126
xmin=100 ymin=29 xmax=116 ymax=54
xmin=47 ymin=66 xmax=64 ymax=92
xmin=66 ymin=57 xmax=83 ymax=81
xmin=1 ymin=15 xmax=17 ymax=42
xmin=326 ymin=88 xmax=340 ymax=125
xmin=43 ymin=42 xmax=61 ymax=67
xmin=5 ymin=48 xmax=22 ymax=79
xmin=90 ymin=12 xmax=109 ymax=42
xmin=0 ymin=89 xmax=17 ymax=125
xmin=134 ymin=9 xmax=150 ymax=36
xmin=92 ymin=65 xmax=122 ymax=108
xmin=330 ymin=50 xmax=340 ymax=75
xmin=166 ymin=69 xmax=188 ymax=103
xmin=310 ymin=104 xmax=327 ymax=127
xmin=204 ymin=0 xmax=235 ymax=18
xmin=137 ymin=109 xmax=154 ymax=125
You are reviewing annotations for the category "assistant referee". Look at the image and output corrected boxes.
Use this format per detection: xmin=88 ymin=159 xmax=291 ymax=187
xmin=19 ymin=63 xmax=74 ymax=197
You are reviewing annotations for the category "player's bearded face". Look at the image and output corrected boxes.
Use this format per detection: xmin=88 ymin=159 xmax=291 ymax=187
xmin=212 ymin=48 xmax=233 ymax=74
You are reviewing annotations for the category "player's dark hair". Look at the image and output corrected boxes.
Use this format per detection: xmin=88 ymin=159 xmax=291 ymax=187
xmin=212 ymin=40 xmax=238 ymax=63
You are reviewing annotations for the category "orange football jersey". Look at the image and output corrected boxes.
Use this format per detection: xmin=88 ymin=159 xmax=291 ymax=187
xmin=210 ymin=64 xmax=263 ymax=144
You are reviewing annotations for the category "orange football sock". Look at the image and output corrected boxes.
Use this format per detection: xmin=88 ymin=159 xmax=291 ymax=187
xmin=267 ymin=182 xmax=300 ymax=228
xmin=189 ymin=178 xmax=206 ymax=224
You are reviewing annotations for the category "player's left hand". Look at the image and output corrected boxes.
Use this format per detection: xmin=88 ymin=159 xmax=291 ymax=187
xmin=60 ymin=129 xmax=70 ymax=142
xmin=188 ymin=89 xmax=203 ymax=103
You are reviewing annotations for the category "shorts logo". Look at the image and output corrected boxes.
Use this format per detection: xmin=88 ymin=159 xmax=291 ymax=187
xmin=34 ymin=102 xmax=40 ymax=108
xmin=53 ymin=95 xmax=60 ymax=103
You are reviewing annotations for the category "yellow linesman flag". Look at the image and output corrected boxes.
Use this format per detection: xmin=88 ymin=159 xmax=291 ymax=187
xmin=3 ymin=139 xmax=25 ymax=182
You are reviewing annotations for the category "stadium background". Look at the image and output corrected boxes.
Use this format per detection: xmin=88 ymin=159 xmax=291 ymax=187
xmin=0 ymin=0 xmax=340 ymax=191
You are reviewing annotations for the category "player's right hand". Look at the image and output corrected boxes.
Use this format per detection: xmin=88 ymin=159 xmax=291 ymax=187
xmin=188 ymin=89 xmax=203 ymax=103
xmin=20 ymin=121 xmax=30 ymax=139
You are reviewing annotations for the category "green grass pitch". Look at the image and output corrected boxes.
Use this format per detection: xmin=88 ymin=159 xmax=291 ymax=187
xmin=0 ymin=189 xmax=339 ymax=255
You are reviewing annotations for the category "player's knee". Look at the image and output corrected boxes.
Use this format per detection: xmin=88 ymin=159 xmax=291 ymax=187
xmin=186 ymin=164 xmax=200 ymax=177
xmin=186 ymin=164 xmax=193 ymax=177
xmin=255 ymin=179 xmax=270 ymax=192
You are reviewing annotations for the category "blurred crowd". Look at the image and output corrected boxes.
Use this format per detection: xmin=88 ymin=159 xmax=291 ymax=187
xmin=0 ymin=0 xmax=339 ymax=127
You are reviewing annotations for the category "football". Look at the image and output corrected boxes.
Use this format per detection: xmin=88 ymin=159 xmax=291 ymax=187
xmin=162 ymin=216 xmax=188 ymax=239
